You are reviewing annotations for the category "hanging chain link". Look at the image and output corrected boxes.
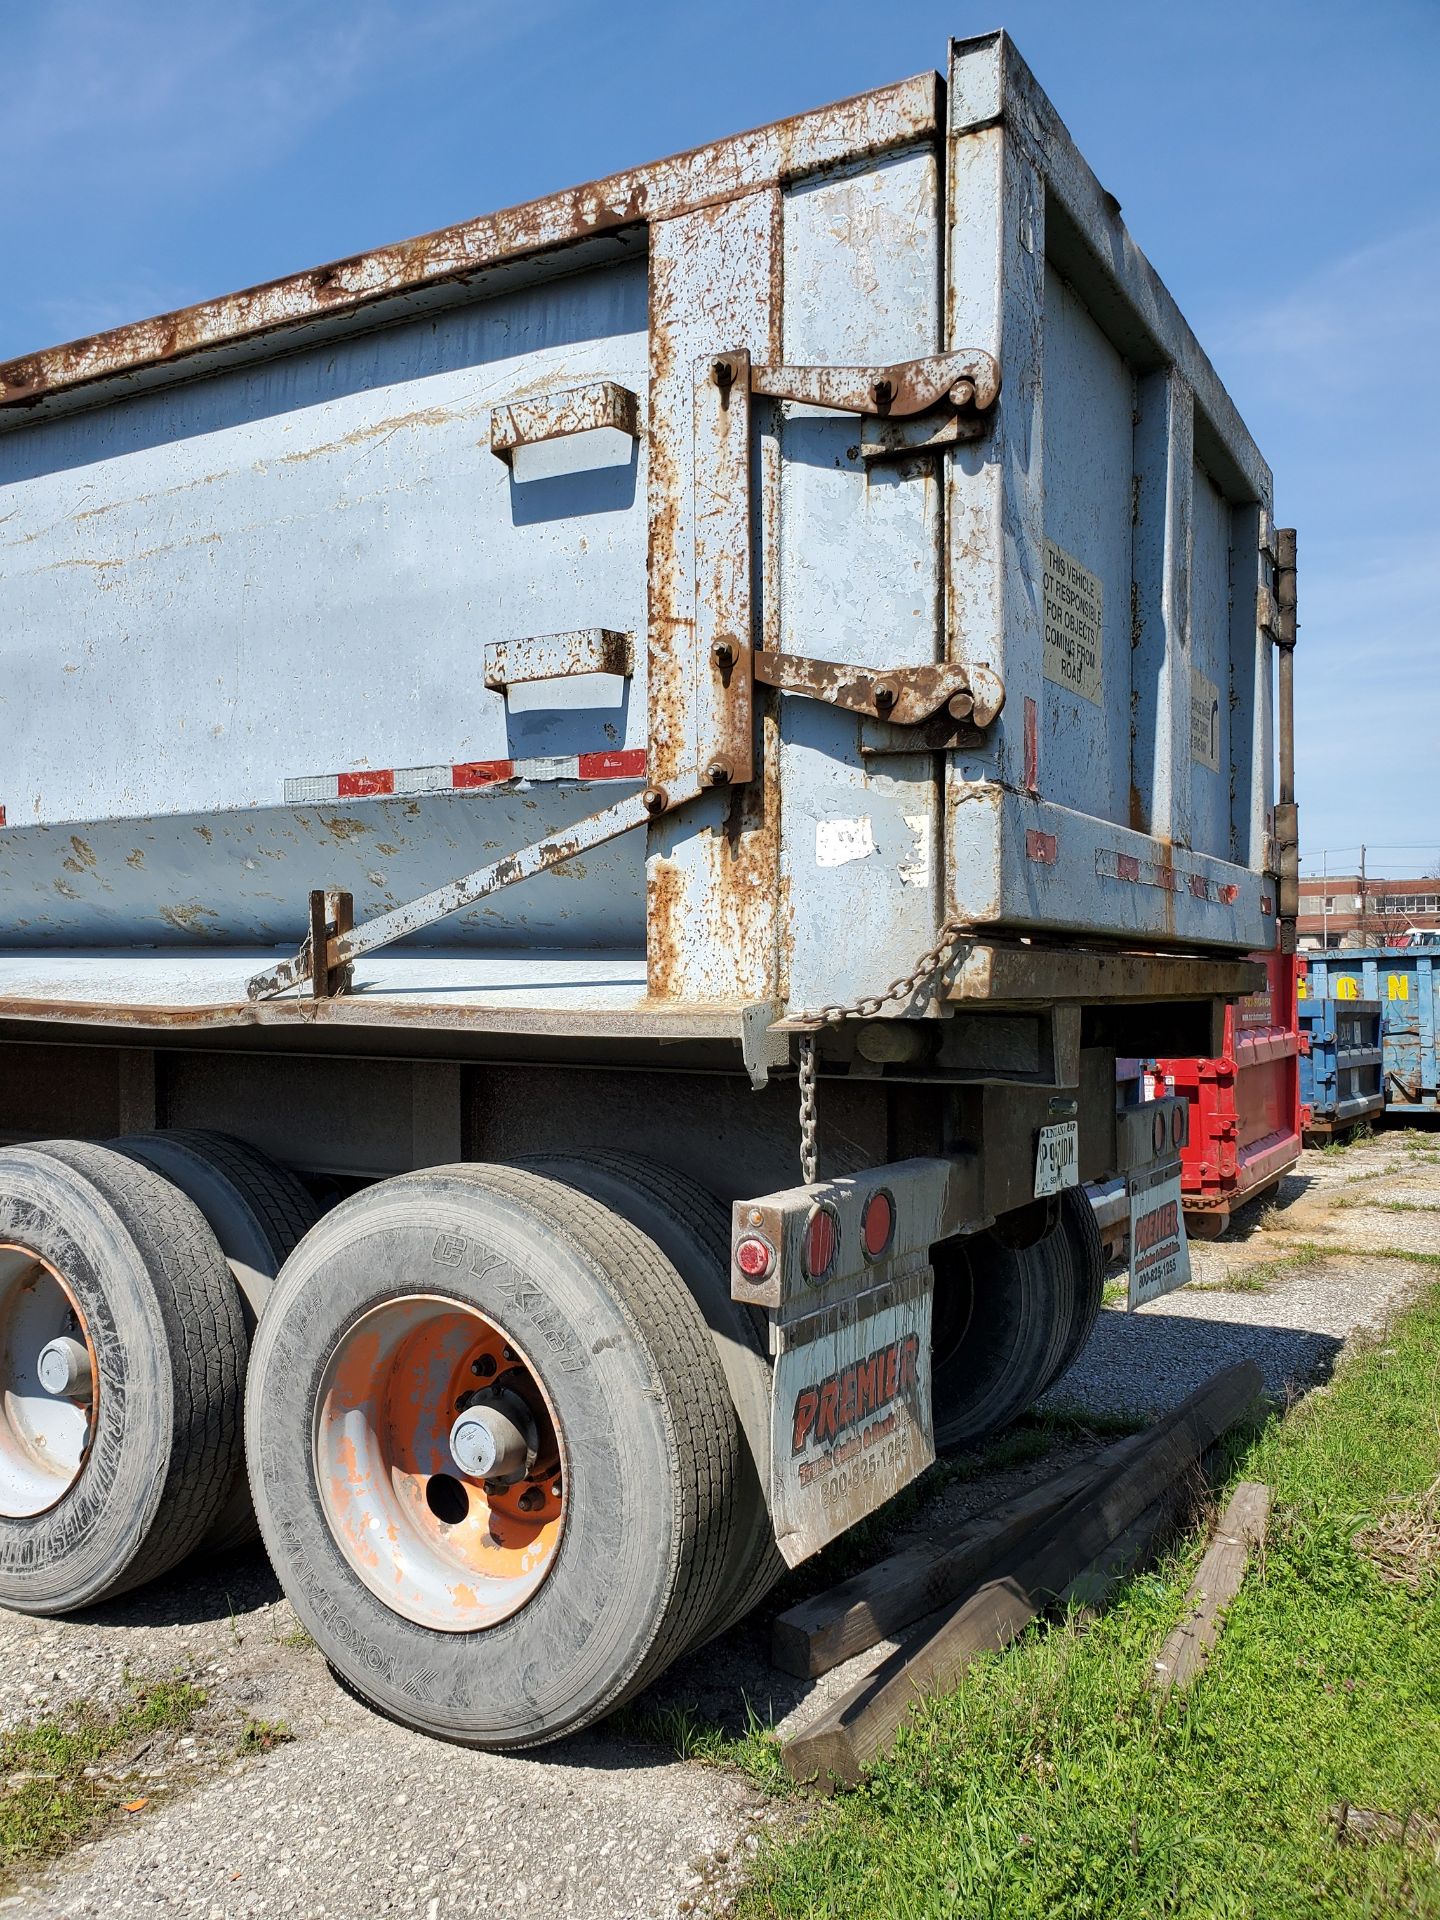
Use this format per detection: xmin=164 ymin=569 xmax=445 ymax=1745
xmin=794 ymin=918 xmax=974 ymax=1184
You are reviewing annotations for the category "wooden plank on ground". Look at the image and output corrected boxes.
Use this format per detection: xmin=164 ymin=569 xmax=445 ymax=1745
xmin=781 ymin=1361 xmax=1262 ymax=1791
xmin=1147 ymin=1480 xmax=1270 ymax=1693
xmin=771 ymin=1433 xmax=1144 ymax=1677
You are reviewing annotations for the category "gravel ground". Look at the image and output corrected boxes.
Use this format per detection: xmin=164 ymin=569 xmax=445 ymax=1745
xmin=5 ymin=1125 xmax=1437 ymax=1919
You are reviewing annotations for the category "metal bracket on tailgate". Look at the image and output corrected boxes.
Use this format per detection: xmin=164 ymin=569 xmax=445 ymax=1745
xmin=752 ymin=649 xmax=1004 ymax=729
xmin=246 ymin=780 xmax=698 ymax=1001
xmin=694 ymin=349 xmax=1004 ymax=791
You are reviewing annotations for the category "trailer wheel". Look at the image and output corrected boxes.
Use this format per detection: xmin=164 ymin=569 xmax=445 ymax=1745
xmin=245 ymin=1164 xmax=740 ymax=1747
xmin=929 ymin=1211 xmax=1073 ymax=1449
xmin=0 ymin=1142 xmax=245 ymax=1612
xmin=521 ymin=1152 xmax=782 ymax=1640
xmin=109 ymin=1131 xmax=321 ymax=1552
xmin=1039 ymin=1187 xmax=1106 ymax=1395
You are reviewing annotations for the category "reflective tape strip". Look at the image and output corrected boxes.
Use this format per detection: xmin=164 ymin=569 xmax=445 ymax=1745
xmin=284 ymin=749 xmax=646 ymax=807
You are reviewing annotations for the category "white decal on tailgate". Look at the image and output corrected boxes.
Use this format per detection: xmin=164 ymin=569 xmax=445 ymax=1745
xmin=816 ymin=817 xmax=876 ymax=867
xmin=1190 ymin=667 xmax=1222 ymax=772
xmin=1043 ymin=538 xmax=1104 ymax=706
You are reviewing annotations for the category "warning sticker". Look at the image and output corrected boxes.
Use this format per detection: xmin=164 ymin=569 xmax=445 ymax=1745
xmin=1190 ymin=668 xmax=1221 ymax=771
xmin=1043 ymin=539 xmax=1103 ymax=705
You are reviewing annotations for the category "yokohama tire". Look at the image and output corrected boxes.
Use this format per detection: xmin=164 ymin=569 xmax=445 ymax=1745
xmin=245 ymin=1164 xmax=740 ymax=1747
xmin=929 ymin=1209 xmax=1074 ymax=1449
xmin=0 ymin=1141 xmax=246 ymax=1613
xmin=520 ymin=1152 xmax=783 ymax=1641
xmin=109 ymin=1131 xmax=321 ymax=1552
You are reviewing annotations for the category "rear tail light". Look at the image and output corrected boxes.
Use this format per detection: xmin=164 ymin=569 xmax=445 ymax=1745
xmin=735 ymin=1234 xmax=775 ymax=1281
xmin=861 ymin=1189 xmax=894 ymax=1260
xmin=803 ymin=1205 xmax=840 ymax=1283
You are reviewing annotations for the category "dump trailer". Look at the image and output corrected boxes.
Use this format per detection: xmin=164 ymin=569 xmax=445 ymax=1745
xmin=0 ymin=31 xmax=1296 ymax=1748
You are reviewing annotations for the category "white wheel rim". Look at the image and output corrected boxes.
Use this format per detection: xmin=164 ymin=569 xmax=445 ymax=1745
xmin=0 ymin=1246 xmax=99 ymax=1518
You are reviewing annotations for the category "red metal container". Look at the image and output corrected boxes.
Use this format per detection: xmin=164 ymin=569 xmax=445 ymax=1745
xmin=1155 ymin=947 xmax=1301 ymax=1238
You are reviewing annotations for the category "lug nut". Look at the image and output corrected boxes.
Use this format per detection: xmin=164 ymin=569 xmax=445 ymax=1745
xmin=471 ymin=1354 xmax=497 ymax=1379
xmin=517 ymin=1486 xmax=545 ymax=1513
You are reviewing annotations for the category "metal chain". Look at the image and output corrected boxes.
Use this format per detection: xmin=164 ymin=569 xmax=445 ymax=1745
xmin=794 ymin=917 xmax=973 ymax=1185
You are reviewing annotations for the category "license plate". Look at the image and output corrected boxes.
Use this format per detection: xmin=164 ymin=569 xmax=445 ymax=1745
xmin=1127 ymin=1161 xmax=1192 ymax=1309
xmin=1034 ymin=1120 xmax=1079 ymax=1197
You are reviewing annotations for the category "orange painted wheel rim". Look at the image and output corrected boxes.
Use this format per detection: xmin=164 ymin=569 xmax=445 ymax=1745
xmin=0 ymin=1246 xmax=99 ymax=1519
xmin=314 ymin=1295 xmax=565 ymax=1632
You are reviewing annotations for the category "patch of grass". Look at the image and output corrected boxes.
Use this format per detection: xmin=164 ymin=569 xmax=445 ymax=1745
xmin=1364 ymin=1247 xmax=1440 ymax=1270
xmin=612 ymin=1699 xmax=787 ymax=1792
xmin=0 ymin=1679 xmax=206 ymax=1882
xmin=734 ymin=1280 xmax=1440 ymax=1920
xmin=278 ymin=1622 xmax=315 ymax=1650
xmin=1319 ymin=1121 xmax=1374 ymax=1156
xmin=235 ymin=1718 xmax=293 ymax=1755
xmin=1191 ymin=1241 xmax=1331 ymax=1293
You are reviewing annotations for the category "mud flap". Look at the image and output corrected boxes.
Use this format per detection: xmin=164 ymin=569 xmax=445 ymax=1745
xmin=768 ymin=1266 xmax=935 ymax=1567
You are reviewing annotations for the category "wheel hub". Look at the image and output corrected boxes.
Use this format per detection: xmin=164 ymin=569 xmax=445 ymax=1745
xmin=314 ymin=1295 xmax=565 ymax=1632
xmin=0 ymin=1247 xmax=99 ymax=1519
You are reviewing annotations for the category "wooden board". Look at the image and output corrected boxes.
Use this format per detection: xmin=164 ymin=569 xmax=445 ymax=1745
xmin=772 ymin=1434 xmax=1143 ymax=1677
xmin=782 ymin=1361 xmax=1262 ymax=1790
xmin=1148 ymin=1480 xmax=1270 ymax=1692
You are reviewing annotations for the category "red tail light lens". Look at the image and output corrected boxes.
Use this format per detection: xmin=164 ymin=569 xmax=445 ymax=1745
xmin=861 ymin=1189 xmax=894 ymax=1260
xmin=803 ymin=1205 xmax=840 ymax=1282
xmin=735 ymin=1234 xmax=774 ymax=1280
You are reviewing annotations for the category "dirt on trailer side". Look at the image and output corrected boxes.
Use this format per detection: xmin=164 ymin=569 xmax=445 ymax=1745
xmin=3 ymin=1124 xmax=1436 ymax=1920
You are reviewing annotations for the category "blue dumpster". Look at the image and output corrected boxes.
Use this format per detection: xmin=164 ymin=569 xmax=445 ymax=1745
xmin=1300 ymin=948 xmax=1440 ymax=1116
xmin=1298 ymin=998 xmax=1384 ymax=1137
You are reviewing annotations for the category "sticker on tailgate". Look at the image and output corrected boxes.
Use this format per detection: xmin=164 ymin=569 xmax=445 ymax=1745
xmin=770 ymin=1272 xmax=934 ymax=1567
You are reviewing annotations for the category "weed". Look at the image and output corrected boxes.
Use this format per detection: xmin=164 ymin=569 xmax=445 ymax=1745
xmin=235 ymin=1718 xmax=293 ymax=1755
xmin=0 ymin=1680 xmax=206 ymax=1883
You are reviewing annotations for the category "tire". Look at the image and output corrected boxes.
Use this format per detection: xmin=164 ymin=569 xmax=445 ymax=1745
xmin=245 ymin=1163 xmax=740 ymax=1747
xmin=929 ymin=1208 xmax=1073 ymax=1450
xmin=520 ymin=1151 xmax=783 ymax=1640
xmin=0 ymin=1141 xmax=246 ymax=1613
xmin=1038 ymin=1186 xmax=1106 ymax=1397
xmin=109 ymin=1131 xmax=321 ymax=1552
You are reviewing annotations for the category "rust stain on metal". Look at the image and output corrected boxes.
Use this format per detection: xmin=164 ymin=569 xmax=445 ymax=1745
xmin=0 ymin=75 xmax=938 ymax=415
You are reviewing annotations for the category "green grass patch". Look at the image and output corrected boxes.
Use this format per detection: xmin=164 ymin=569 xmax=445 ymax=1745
xmin=235 ymin=1718 xmax=293 ymax=1755
xmin=0 ymin=1679 xmax=206 ymax=1883
xmin=612 ymin=1699 xmax=787 ymax=1790
xmin=1318 ymin=1121 xmax=1374 ymax=1156
xmin=735 ymin=1281 xmax=1440 ymax=1920
xmin=1191 ymin=1241 xmax=1331 ymax=1294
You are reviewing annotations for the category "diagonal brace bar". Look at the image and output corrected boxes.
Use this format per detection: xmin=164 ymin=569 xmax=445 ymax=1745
xmin=247 ymin=783 xmax=688 ymax=1001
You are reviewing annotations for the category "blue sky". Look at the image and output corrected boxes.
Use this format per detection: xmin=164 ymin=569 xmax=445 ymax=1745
xmin=3 ymin=0 xmax=1435 ymax=877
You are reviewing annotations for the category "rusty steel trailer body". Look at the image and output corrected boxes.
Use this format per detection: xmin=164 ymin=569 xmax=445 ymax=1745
xmin=0 ymin=33 xmax=1293 ymax=1746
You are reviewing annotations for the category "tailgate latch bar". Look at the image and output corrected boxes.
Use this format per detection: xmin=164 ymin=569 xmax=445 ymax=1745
xmin=750 ymin=649 xmax=1004 ymax=730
